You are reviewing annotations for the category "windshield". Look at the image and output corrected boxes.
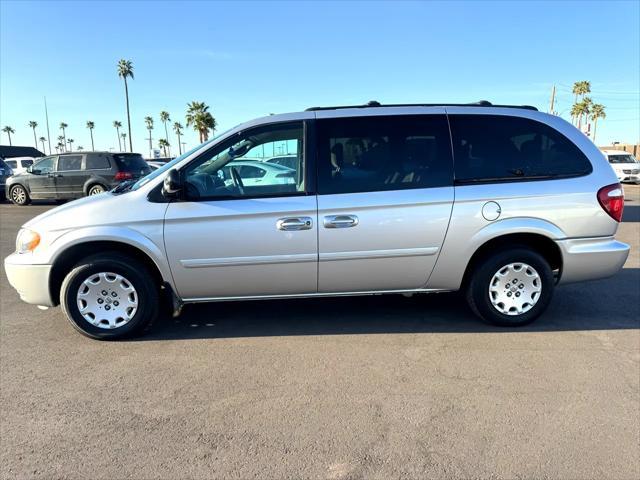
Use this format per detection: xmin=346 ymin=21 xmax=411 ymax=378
xmin=609 ymin=154 xmax=637 ymax=164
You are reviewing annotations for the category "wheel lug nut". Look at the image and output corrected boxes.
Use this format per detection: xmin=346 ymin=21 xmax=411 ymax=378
xmin=507 ymin=292 xmax=512 ymax=297
xmin=515 ymin=292 xmax=520 ymax=297
xmin=111 ymin=292 xmax=117 ymax=297
xmin=519 ymin=284 xmax=524 ymax=289
xmin=101 ymin=290 xmax=108 ymax=296
xmin=97 ymin=298 xmax=103 ymax=304
xmin=104 ymin=305 xmax=111 ymax=311
xmin=113 ymin=301 xmax=119 ymax=306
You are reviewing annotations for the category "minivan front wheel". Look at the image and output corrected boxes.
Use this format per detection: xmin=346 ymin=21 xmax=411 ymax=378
xmin=60 ymin=253 xmax=159 ymax=339
xmin=466 ymin=248 xmax=554 ymax=327
xmin=10 ymin=185 xmax=30 ymax=205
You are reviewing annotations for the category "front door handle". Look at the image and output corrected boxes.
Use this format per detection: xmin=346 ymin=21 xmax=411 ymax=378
xmin=276 ymin=217 xmax=313 ymax=231
xmin=323 ymin=215 xmax=359 ymax=228
xmin=48 ymin=173 xmax=62 ymax=178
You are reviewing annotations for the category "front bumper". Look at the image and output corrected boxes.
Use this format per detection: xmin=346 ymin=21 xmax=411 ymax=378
xmin=4 ymin=253 xmax=54 ymax=306
xmin=557 ymin=236 xmax=630 ymax=284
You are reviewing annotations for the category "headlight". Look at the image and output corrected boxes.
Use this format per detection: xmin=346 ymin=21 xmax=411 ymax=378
xmin=16 ymin=229 xmax=41 ymax=254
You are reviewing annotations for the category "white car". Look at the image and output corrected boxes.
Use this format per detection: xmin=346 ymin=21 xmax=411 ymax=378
xmin=4 ymin=156 xmax=35 ymax=175
xmin=603 ymin=150 xmax=640 ymax=184
xmin=220 ymin=160 xmax=297 ymax=187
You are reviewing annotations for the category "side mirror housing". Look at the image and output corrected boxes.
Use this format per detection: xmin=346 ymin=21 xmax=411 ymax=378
xmin=31 ymin=168 xmax=41 ymax=175
xmin=162 ymin=169 xmax=181 ymax=197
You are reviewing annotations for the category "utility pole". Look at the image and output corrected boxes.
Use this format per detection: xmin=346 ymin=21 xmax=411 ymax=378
xmin=549 ymin=85 xmax=556 ymax=115
xmin=44 ymin=96 xmax=52 ymax=154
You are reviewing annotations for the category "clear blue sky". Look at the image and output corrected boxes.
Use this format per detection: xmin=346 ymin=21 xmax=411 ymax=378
xmin=1 ymin=0 xmax=638 ymax=156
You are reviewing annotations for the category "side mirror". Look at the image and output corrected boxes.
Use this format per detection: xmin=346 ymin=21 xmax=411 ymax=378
xmin=162 ymin=169 xmax=181 ymax=197
xmin=31 ymin=168 xmax=41 ymax=175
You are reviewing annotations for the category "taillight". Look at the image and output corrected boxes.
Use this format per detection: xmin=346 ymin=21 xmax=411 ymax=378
xmin=597 ymin=183 xmax=624 ymax=222
xmin=114 ymin=171 xmax=133 ymax=181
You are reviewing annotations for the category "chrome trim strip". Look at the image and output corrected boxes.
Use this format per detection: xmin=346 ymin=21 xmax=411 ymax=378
xmin=182 ymin=287 xmax=449 ymax=303
xmin=319 ymin=246 xmax=438 ymax=262
xmin=181 ymin=253 xmax=317 ymax=269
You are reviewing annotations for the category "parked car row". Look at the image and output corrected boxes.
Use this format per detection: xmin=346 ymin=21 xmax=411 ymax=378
xmin=602 ymin=150 xmax=640 ymax=184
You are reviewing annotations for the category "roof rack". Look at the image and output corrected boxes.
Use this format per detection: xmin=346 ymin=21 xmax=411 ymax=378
xmin=305 ymin=100 xmax=538 ymax=112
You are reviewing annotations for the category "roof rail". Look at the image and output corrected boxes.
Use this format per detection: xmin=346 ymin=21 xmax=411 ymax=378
xmin=305 ymin=100 xmax=538 ymax=112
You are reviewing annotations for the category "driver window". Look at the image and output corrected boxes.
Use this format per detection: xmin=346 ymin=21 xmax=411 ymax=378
xmin=34 ymin=156 xmax=56 ymax=174
xmin=184 ymin=122 xmax=304 ymax=200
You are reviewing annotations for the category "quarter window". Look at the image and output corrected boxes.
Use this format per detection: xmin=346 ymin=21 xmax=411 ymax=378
xmin=183 ymin=122 xmax=305 ymax=200
xmin=317 ymin=115 xmax=453 ymax=195
xmin=57 ymin=155 xmax=83 ymax=171
xmin=449 ymin=115 xmax=592 ymax=182
xmin=85 ymin=155 xmax=110 ymax=170
xmin=34 ymin=156 xmax=56 ymax=173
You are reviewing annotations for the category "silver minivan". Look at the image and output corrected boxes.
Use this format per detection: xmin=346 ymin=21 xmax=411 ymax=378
xmin=4 ymin=102 xmax=630 ymax=339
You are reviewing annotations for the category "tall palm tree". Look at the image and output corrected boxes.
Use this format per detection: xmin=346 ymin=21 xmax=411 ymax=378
xmin=77 ymin=146 xmax=84 ymax=151
xmin=28 ymin=121 xmax=38 ymax=148
xmin=67 ymin=138 xmax=74 ymax=151
xmin=117 ymin=59 xmax=134 ymax=152
xmin=2 ymin=125 xmax=15 ymax=145
xmin=59 ymin=122 xmax=68 ymax=150
xmin=39 ymin=136 xmax=47 ymax=153
xmin=575 ymin=97 xmax=592 ymax=130
xmin=121 ymin=132 xmax=127 ymax=150
xmin=160 ymin=111 xmax=171 ymax=155
xmin=173 ymin=122 xmax=184 ymax=155
xmin=186 ymin=101 xmax=217 ymax=143
xmin=144 ymin=116 xmax=154 ymax=157
xmin=158 ymin=138 xmax=170 ymax=157
xmin=113 ymin=120 xmax=123 ymax=151
xmin=57 ymin=135 xmax=65 ymax=151
xmin=86 ymin=121 xmax=95 ymax=150
xmin=571 ymin=81 xmax=591 ymax=125
xmin=590 ymin=104 xmax=606 ymax=143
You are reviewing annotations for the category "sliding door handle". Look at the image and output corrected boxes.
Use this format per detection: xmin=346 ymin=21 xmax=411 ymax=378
xmin=323 ymin=215 xmax=359 ymax=228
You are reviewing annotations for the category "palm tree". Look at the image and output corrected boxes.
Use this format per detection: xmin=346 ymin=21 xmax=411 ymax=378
xmin=186 ymin=101 xmax=217 ymax=143
xmin=77 ymin=146 xmax=84 ymax=151
xmin=144 ymin=116 xmax=154 ymax=156
xmin=28 ymin=121 xmax=38 ymax=148
xmin=117 ymin=59 xmax=134 ymax=152
xmin=59 ymin=122 xmax=68 ymax=150
xmin=571 ymin=81 xmax=591 ymax=125
xmin=67 ymin=138 xmax=74 ymax=151
xmin=57 ymin=135 xmax=65 ymax=151
xmin=39 ymin=136 xmax=47 ymax=153
xmin=173 ymin=122 xmax=184 ymax=155
xmin=113 ymin=120 xmax=123 ymax=151
xmin=158 ymin=138 xmax=170 ymax=157
xmin=2 ymin=125 xmax=15 ymax=145
xmin=575 ymin=98 xmax=592 ymax=130
xmin=160 ymin=111 xmax=171 ymax=155
xmin=121 ymin=132 xmax=127 ymax=148
xmin=590 ymin=104 xmax=606 ymax=142
xmin=86 ymin=121 xmax=95 ymax=150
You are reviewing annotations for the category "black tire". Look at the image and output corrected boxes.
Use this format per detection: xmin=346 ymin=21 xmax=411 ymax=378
xmin=466 ymin=248 xmax=554 ymax=327
xmin=60 ymin=252 xmax=159 ymax=340
xmin=9 ymin=184 xmax=30 ymax=205
xmin=87 ymin=184 xmax=107 ymax=196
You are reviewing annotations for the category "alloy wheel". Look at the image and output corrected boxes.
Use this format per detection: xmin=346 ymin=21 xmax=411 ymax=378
xmin=488 ymin=262 xmax=542 ymax=316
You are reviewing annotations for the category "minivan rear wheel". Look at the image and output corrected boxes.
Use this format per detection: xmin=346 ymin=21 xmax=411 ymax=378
xmin=9 ymin=184 xmax=30 ymax=205
xmin=60 ymin=253 xmax=159 ymax=340
xmin=466 ymin=248 xmax=554 ymax=327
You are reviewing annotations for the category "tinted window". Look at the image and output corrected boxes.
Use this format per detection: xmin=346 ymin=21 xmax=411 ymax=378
xmin=317 ymin=115 xmax=453 ymax=195
xmin=21 ymin=159 xmax=34 ymax=167
xmin=184 ymin=122 xmax=304 ymax=200
xmin=113 ymin=154 xmax=150 ymax=172
xmin=34 ymin=156 xmax=56 ymax=173
xmin=57 ymin=155 xmax=83 ymax=171
xmin=450 ymin=115 xmax=592 ymax=182
xmin=608 ymin=154 xmax=637 ymax=164
xmin=5 ymin=160 xmax=17 ymax=169
xmin=85 ymin=154 xmax=111 ymax=169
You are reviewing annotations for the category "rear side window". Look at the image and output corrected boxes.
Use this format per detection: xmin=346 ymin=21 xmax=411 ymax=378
xmin=57 ymin=155 xmax=83 ymax=171
xmin=449 ymin=115 xmax=592 ymax=183
xmin=5 ymin=160 xmax=16 ymax=169
xmin=85 ymin=155 xmax=110 ymax=170
xmin=317 ymin=115 xmax=453 ymax=194
xmin=113 ymin=153 xmax=149 ymax=172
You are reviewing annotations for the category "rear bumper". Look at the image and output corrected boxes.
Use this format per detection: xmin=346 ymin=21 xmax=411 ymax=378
xmin=557 ymin=236 xmax=629 ymax=284
xmin=4 ymin=254 xmax=54 ymax=306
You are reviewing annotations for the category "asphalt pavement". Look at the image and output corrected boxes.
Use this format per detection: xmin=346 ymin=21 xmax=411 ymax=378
xmin=1 ymin=186 xmax=638 ymax=479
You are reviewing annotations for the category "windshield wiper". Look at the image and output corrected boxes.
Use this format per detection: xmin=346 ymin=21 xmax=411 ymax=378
xmin=112 ymin=179 xmax=136 ymax=194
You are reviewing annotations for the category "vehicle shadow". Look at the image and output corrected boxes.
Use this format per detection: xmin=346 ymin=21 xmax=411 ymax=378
xmin=137 ymin=268 xmax=640 ymax=341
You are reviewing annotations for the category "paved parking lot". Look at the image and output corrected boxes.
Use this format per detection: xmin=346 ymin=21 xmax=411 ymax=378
xmin=1 ymin=186 xmax=639 ymax=479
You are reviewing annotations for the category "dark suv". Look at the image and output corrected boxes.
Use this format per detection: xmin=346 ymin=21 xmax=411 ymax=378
xmin=6 ymin=152 xmax=151 ymax=205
